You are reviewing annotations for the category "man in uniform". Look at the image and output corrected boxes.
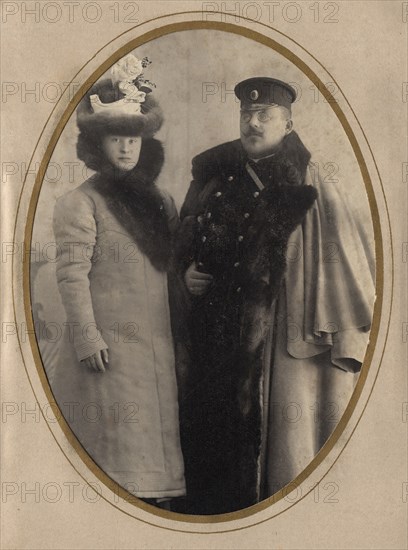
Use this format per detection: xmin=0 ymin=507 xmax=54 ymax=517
xmin=175 ymin=77 xmax=375 ymax=515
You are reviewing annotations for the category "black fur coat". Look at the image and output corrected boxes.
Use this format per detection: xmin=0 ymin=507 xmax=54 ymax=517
xmin=175 ymin=132 xmax=318 ymax=515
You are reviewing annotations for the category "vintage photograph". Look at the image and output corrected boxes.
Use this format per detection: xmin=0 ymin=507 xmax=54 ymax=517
xmin=30 ymin=29 xmax=376 ymax=516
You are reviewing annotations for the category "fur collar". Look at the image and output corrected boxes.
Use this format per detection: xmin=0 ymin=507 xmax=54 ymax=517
xmin=94 ymin=138 xmax=172 ymax=272
xmin=192 ymin=131 xmax=311 ymax=187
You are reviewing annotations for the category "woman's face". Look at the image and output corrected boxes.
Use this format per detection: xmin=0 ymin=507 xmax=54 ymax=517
xmin=101 ymin=135 xmax=142 ymax=172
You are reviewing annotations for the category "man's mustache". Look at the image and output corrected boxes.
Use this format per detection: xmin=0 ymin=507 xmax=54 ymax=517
xmin=242 ymin=130 xmax=264 ymax=137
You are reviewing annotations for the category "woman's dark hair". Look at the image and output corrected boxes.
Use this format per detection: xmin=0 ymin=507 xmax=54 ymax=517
xmin=76 ymin=94 xmax=164 ymax=171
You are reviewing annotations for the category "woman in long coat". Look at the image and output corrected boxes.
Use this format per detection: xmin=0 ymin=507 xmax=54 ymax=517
xmin=51 ymin=55 xmax=185 ymax=503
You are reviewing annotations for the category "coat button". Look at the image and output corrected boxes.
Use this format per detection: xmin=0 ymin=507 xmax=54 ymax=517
xmin=234 ymin=261 xmax=240 ymax=267
xmin=227 ymin=175 xmax=234 ymax=181
xmin=198 ymin=261 xmax=204 ymax=268
xmin=238 ymin=235 xmax=244 ymax=242
xmin=215 ymin=191 xmax=222 ymax=197
xmin=206 ymin=212 xmax=212 ymax=218
xmin=244 ymin=212 xmax=250 ymax=219
xmin=253 ymin=191 xmax=260 ymax=198
xmin=197 ymin=215 xmax=203 ymax=222
xmin=202 ymin=235 xmax=207 ymax=242
xmin=236 ymin=287 xmax=242 ymax=293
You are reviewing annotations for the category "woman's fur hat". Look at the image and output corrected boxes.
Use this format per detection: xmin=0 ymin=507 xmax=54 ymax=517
xmin=77 ymin=79 xmax=164 ymax=139
xmin=76 ymin=54 xmax=164 ymax=170
xmin=77 ymin=54 xmax=163 ymax=137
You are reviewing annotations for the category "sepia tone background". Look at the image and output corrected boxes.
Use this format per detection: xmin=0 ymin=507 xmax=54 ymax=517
xmin=2 ymin=1 xmax=406 ymax=549
xmin=31 ymin=28 xmax=373 ymax=383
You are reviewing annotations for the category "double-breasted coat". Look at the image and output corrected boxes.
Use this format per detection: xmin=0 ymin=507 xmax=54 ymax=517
xmin=175 ymin=131 xmax=374 ymax=514
xmin=51 ymin=139 xmax=186 ymax=498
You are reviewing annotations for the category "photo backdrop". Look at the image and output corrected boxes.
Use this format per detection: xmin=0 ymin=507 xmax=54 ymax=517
xmin=30 ymin=29 xmax=374 ymax=380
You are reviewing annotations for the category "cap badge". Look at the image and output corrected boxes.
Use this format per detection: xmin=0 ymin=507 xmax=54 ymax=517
xmin=250 ymin=89 xmax=259 ymax=101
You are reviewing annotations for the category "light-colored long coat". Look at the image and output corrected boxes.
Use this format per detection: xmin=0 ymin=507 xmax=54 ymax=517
xmin=52 ymin=177 xmax=186 ymax=498
xmin=261 ymin=153 xmax=375 ymax=493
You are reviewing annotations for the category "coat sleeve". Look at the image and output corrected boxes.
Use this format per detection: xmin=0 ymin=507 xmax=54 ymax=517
xmin=176 ymin=152 xmax=221 ymax=275
xmin=53 ymin=188 xmax=108 ymax=361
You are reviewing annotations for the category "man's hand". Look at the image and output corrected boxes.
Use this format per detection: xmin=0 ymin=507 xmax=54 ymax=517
xmin=81 ymin=349 xmax=109 ymax=373
xmin=184 ymin=262 xmax=213 ymax=296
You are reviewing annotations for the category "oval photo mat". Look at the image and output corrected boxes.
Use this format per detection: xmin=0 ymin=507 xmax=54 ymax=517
xmin=22 ymin=21 xmax=384 ymax=528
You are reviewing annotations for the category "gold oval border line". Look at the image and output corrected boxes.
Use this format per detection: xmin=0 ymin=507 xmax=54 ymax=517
xmin=14 ymin=15 xmax=391 ymax=532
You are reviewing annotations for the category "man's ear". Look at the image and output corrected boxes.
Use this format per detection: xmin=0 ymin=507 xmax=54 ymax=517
xmin=285 ymin=119 xmax=293 ymax=134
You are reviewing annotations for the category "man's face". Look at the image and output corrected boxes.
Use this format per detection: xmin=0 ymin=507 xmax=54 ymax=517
xmin=240 ymin=105 xmax=292 ymax=158
xmin=101 ymin=135 xmax=142 ymax=172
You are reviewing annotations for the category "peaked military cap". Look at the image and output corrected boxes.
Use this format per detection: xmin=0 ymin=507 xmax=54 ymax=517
xmin=234 ymin=77 xmax=296 ymax=110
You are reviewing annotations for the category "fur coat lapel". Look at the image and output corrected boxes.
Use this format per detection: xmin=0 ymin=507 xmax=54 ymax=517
xmin=94 ymin=138 xmax=172 ymax=272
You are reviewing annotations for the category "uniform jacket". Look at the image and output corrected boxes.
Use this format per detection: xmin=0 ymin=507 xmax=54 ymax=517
xmin=175 ymin=132 xmax=318 ymax=514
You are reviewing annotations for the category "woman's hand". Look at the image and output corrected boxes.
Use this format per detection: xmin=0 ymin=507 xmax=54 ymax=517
xmin=81 ymin=349 xmax=109 ymax=373
xmin=184 ymin=262 xmax=213 ymax=296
